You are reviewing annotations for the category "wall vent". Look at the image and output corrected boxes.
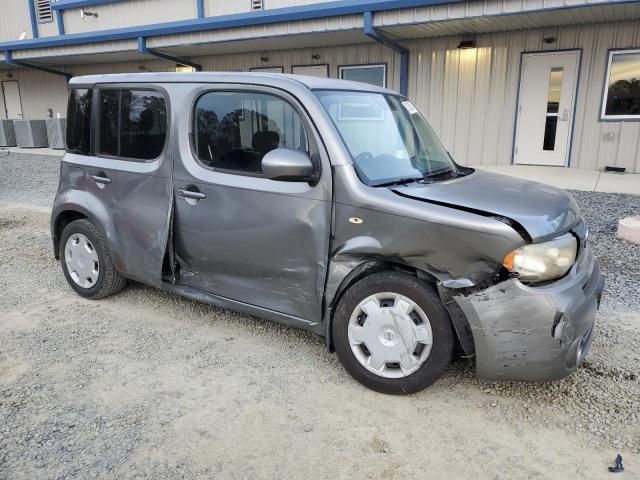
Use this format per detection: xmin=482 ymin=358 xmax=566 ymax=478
xmin=251 ymin=0 xmax=263 ymax=11
xmin=35 ymin=0 xmax=53 ymax=23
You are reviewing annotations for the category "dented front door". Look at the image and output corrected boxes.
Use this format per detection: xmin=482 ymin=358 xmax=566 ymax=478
xmin=172 ymin=86 xmax=332 ymax=324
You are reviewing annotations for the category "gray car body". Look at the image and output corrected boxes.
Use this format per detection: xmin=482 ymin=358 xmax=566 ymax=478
xmin=51 ymin=72 xmax=604 ymax=382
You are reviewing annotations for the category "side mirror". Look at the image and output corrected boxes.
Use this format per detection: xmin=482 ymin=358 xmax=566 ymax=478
xmin=262 ymin=148 xmax=315 ymax=182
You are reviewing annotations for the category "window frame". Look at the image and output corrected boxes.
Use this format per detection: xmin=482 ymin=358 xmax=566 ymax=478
xmin=338 ymin=63 xmax=388 ymax=88
xmin=189 ymin=87 xmax=319 ymax=180
xmin=66 ymin=87 xmax=94 ymax=156
xmin=249 ymin=66 xmax=284 ymax=73
xmin=600 ymin=48 xmax=640 ymax=122
xmin=93 ymin=84 xmax=170 ymax=163
xmin=291 ymin=64 xmax=330 ymax=77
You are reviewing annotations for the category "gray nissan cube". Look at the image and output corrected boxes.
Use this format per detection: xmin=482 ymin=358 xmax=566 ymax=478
xmin=51 ymin=72 xmax=604 ymax=394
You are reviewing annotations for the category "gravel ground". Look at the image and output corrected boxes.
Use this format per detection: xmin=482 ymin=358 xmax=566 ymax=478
xmin=1 ymin=153 xmax=639 ymax=479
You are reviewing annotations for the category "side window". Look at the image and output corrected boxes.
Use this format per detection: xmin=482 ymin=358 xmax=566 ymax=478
xmin=66 ymin=88 xmax=92 ymax=155
xmin=194 ymin=91 xmax=308 ymax=174
xmin=98 ymin=89 xmax=167 ymax=161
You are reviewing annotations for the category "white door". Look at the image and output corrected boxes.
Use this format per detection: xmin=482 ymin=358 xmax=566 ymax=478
xmin=292 ymin=65 xmax=329 ymax=77
xmin=2 ymin=81 xmax=23 ymax=119
xmin=514 ymin=51 xmax=580 ymax=166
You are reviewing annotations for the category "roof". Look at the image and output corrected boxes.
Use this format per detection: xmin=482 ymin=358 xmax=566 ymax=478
xmin=68 ymin=71 xmax=396 ymax=94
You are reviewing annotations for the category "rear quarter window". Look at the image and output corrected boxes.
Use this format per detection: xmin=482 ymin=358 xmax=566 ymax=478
xmin=66 ymin=88 xmax=92 ymax=155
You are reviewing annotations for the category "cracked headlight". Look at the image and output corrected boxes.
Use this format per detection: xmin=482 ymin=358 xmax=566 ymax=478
xmin=503 ymin=233 xmax=578 ymax=282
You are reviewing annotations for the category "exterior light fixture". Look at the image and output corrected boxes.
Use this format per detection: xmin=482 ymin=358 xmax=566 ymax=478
xmin=312 ymin=54 xmax=321 ymax=60
xmin=80 ymin=9 xmax=99 ymax=18
xmin=261 ymin=56 xmax=270 ymax=63
xmin=457 ymin=39 xmax=476 ymax=49
xmin=543 ymin=37 xmax=557 ymax=44
xmin=175 ymin=64 xmax=195 ymax=73
xmin=138 ymin=65 xmax=151 ymax=72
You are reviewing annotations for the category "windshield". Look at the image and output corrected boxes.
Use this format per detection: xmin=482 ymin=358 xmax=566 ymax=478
xmin=315 ymin=91 xmax=457 ymax=186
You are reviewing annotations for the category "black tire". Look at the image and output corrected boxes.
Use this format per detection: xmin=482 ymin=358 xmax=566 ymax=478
xmin=59 ymin=219 xmax=127 ymax=299
xmin=332 ymin=271 xmax=454 ymax=394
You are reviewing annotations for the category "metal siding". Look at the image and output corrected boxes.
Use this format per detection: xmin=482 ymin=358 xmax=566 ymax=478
xmin=13 ymin=39 xmax=139 ymax=59
xmin=375 ymin=0 xmax=632 ymax=26
xmin=62 ymin=0 xmax=197 ymax=34
xmin=203 ymin=0 xmax=250 ymax=17
xmin=0 ymin=69 xmax=68 ymax=119
xmin=407 ymin=20 xmax=640 ymax=172
xmin=0 ymin=0 xmax=33 ymax=42
xmin=191 ymin=42 xmax=397 ymax=87
xmin=267 ymin=0 xmax=342 ymax=7
xmin=148 ymin=14 xmax=363 ymax=48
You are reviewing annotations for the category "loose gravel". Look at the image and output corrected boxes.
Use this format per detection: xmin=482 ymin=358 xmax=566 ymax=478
xmin=1 ymin=153 xmax=639 ymax=479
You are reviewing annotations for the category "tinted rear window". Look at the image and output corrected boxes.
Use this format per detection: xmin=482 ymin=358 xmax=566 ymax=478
xmin=98 ymin=89 xmax=167 ymax=161
xmin=66 ymin=88 xmax=92 ymax=155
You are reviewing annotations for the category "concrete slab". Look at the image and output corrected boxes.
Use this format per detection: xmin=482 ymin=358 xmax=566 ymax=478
xmin=474 ymin=165 xmax=639 ymax=195
xmin=0 ymin=147 xmax=64 ymax=156
xmin=595 ymin=172 xmax=640 ymax=195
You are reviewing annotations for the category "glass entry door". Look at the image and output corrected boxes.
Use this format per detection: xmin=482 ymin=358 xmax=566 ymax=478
xmin=514 ymin=51 xmax=580 ymax=166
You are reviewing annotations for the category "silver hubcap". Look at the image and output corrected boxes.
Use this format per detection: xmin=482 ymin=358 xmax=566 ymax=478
xmin=64 ymin=233 xmax=99 ymax=289
xmin=348 ymin=292 xmax=433 ymax=379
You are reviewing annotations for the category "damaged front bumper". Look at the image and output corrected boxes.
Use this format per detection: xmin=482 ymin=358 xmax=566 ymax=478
xmin=454 ymin=242 xmax=605 ymax=381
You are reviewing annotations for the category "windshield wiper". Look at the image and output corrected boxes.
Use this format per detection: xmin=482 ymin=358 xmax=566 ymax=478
xmin=371 ymin=176 xmax=423 ymax=188
xmin=422 ymin=168 xmax=456 ymax=181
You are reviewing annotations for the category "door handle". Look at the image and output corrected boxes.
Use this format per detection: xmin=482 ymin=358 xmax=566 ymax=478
xmin=559 ymin=108 xmax=570 ymax=122
xmin=90 ymin=174 xmax=111 ymax=184
xmin=178 ymin=189 xmax=206 ymax=200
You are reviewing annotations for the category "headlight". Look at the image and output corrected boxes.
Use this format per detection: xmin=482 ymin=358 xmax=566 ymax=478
xmin=503 ymin=233 xmax=577 ymax=282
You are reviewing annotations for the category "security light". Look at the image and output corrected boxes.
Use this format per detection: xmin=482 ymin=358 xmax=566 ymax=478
xmin=457 ymin=39 xmax=476 ymax=49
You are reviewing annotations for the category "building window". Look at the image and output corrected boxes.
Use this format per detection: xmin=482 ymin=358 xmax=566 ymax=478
xmin=66 ymin=89 xmax=92 ymax=155
xmin=250 ymin=66 xmax=284 ymax=73
xmin=339 ymin=64 xmax=387 ymax=88
xmin=35 ymin=0 xmax=53 ymax=23
xmin=601 ymin=49 xmax=640 ymax=120
xmin=194 ymin=91 xmax=308 ymax=175
xmin=98 ymin=89 xmax=167 ymax=161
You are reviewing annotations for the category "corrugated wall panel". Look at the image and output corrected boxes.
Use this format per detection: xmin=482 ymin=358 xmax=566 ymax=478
xmin=267 ymin=0 xmax=342 ymax=7
xmin=0 ymin=69 xmax=68 ymax=119
xmin=149 ymin=15 xmax=363 ymax=49
xmin=376 ymin=0 xmax=632 ymax=27
xmin=191 ymin=42 xmax=397 ymax=87
xmin=407 ymin=19 xmax=640 ymax=172
xmin=62 ymin=0 xmax=197 ymax=35
xmin=0 ymin=0 xmax=32 ymax=42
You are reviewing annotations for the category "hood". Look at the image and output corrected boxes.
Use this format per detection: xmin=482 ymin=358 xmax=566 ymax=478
xmin=391 ymin=170 xmax=580 ymax=242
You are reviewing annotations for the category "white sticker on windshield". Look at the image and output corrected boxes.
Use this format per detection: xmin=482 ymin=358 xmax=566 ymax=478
xmin=402 ymin=100 xmax=419 ymax=115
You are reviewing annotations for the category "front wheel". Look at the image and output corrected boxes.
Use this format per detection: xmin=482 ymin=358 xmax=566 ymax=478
xmin=332 ymin=271 xmax=454 ymax=394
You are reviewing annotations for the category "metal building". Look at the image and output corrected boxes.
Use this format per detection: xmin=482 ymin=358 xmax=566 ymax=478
xmin=0 ymin=0 xmax=639 ymax=172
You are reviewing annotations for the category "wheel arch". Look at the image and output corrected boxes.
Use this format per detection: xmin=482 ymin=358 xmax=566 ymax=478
xmin=323 ymin=258 xmax=475 ymax=358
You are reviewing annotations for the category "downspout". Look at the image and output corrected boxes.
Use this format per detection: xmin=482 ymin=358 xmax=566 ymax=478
xmin=3 ymin=51 xmax=72 ymax=80
xmin=363 ymin=11 xmax=408 ymax=96
xmin=137 ymin=37 xmax=202 ymax=71
xmin=27 ymin=0 xmax=39 ymax=38
xmin=197 ymin=0 xmax=204 ymax=19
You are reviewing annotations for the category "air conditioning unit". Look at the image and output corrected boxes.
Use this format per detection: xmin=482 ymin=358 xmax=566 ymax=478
xmin=13 ymin=120 xmax=49 ymax=148
xmin=0 ymin=119 xmax=17 ymax=146
xmin=46 ymin=118 xmax=66 ymax=149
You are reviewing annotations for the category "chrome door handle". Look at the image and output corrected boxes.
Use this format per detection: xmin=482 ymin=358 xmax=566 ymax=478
xmin=559 ymin=108 xmax=570 ymax=121
xmin=178 ymin=189 xmax=206 ymax=200
xmin=90 ymin=174 xmax=111 ymax=184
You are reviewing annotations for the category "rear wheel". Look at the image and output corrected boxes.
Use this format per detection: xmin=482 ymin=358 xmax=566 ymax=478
xmin=59 ymin=219 xmax=127 ymax=299
xmin=332 ymin=271 xmax=454 ymax=394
